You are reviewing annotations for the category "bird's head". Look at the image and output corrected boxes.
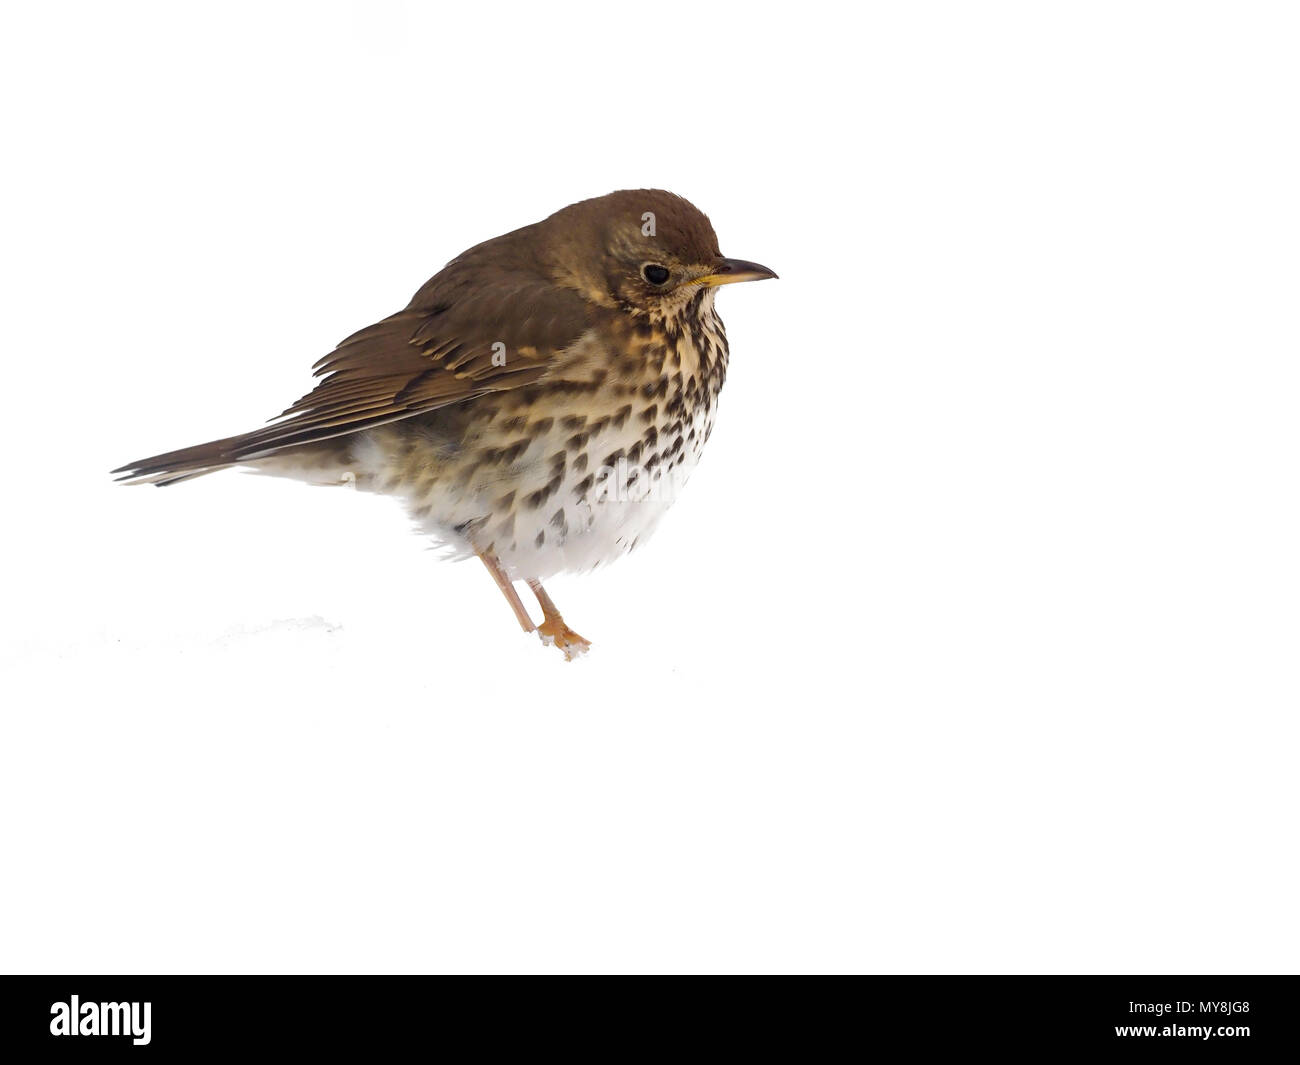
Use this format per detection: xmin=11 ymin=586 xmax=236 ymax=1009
xmin=539 ymin=189 xmax=777 ymax=317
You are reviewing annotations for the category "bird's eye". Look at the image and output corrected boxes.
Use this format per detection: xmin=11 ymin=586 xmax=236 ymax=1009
xmin=642 ymin=264 xmax=671 ymax=286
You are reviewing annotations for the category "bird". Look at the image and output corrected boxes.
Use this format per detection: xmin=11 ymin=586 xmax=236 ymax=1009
xmin=113 ymin=190 xmax=777 ymax=659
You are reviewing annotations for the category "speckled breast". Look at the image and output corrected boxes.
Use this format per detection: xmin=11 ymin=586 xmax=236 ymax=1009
xmin=355 ymin=293 xmax=731 ymax=579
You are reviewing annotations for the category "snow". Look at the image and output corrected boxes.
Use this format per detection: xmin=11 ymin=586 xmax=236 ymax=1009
xmin=2 ymin=1 xmax=1299 ymax=974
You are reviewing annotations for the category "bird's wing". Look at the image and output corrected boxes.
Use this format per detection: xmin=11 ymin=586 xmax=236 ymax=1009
xmin=249 ymin=271 xmax=589 ymax=455
xmin=113 ymin=267 xmax=590 ymax=480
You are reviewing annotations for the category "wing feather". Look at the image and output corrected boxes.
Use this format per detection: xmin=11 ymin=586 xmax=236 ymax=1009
xmin=113 ymin=243 xmax=591 ymax=482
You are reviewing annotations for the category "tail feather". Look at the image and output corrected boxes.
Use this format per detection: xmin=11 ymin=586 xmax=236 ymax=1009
xmin=113 ymin=425 xmax=362 ymax=486
xmin=111 ymin=433 xmax=249 ymax=485
xmin=120 ymin=465 xmax=227 ymax=486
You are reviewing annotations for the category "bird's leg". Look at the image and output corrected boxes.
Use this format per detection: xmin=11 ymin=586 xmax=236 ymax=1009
xmin=477 ymin=550 xmax=535 ymax=633
xmin=526 ymin=579 xmax=592 ymax=660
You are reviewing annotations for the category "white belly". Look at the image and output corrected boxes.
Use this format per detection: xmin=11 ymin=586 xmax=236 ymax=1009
xmin=348 ymin=396 xmax=717 ymax=581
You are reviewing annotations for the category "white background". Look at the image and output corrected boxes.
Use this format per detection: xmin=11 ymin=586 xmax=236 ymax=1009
xmin=2 ymin=1 xmax=1297 ymax=974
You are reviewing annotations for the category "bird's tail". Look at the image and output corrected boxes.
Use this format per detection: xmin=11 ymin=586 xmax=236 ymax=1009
xmin=112 ymin=431 xmax=261 ymax=486
xmin=113 ymin=428 xmax=361 ymax=487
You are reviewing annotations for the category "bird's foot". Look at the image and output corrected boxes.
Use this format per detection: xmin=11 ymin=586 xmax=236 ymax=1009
xmin=537 ymin=616 xmax=592 ymax=661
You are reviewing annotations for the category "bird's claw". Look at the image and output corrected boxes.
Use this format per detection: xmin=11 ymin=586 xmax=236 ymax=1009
xmin=537 ymin=617 xmax=592 ymax=661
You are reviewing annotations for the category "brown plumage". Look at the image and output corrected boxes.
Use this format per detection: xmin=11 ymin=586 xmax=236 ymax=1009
xmin=114 ymin=190 xmax=777 ymax=658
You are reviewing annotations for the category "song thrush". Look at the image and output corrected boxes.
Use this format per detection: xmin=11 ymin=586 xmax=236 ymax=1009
xmin=114 ymin=190 xmax=777 ymax=659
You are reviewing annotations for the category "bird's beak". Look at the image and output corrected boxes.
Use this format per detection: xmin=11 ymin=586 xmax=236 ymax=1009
xmin=691 ymin=258 xmax=779 ymax=287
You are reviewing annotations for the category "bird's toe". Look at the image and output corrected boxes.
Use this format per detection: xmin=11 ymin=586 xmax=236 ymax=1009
xmin=537 ymin=617 xmax=592 ymax=661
